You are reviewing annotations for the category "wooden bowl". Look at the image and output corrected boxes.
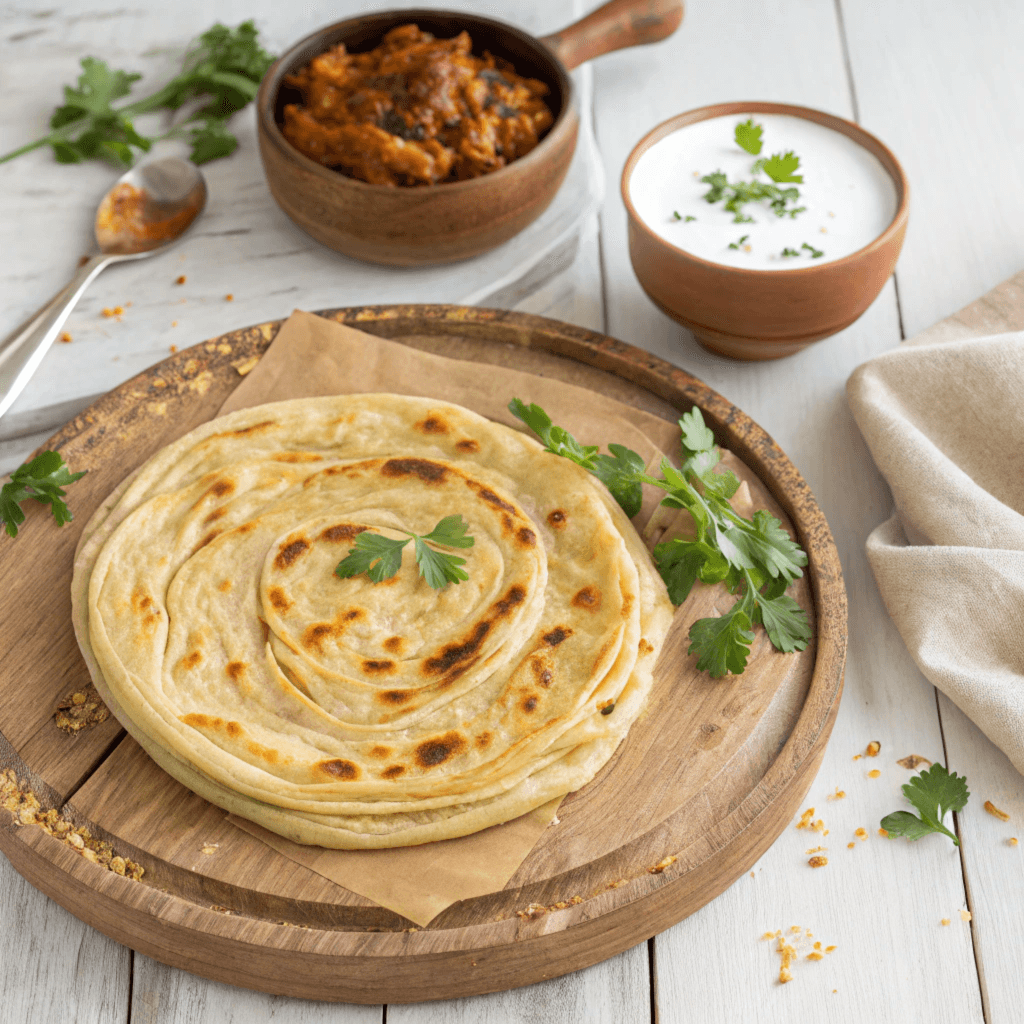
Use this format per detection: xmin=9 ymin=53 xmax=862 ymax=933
xmin=256 ymin=1 xmax=683 ymax=267
xmin=621 ymin=101 xmax=910 ymax=360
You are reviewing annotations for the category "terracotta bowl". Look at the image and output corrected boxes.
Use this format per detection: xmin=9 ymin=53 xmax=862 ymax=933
xmin=258 ymin=1 xmax=683 ymax=267
xmin=621 ymin=101 xmax=910 ymax=360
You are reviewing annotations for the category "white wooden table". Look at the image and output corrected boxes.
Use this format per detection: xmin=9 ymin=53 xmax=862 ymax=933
xmin=2 ymin=1 xmax=1022 ymax=1020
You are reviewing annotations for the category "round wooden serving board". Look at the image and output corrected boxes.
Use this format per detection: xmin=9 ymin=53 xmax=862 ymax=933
xmin=0 ymin=306 xmax=846 ymax=1004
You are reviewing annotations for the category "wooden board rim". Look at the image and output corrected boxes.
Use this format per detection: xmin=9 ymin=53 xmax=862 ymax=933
xmin=0 ymin=304 xmax=847 ymax=1002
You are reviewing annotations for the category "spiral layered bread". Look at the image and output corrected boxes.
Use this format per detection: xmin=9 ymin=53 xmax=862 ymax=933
xmin=72 ymin=395 xmax=673 ymax=848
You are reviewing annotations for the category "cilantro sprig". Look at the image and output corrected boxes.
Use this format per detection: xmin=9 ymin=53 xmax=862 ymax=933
xmin=0 ymin=451 xmax=87 ymax=538
xmin=734 ymin=118 xmax=763 ymax=156
xmin=881 ymin=763 xmax=969 ymax=846
xmin=0 ymin=21 xmax=275 ymax=168
xmin=509 ymin=399 xmax=811 ymax=677
xmin=334 ymin=515 xmax=474 ymax=591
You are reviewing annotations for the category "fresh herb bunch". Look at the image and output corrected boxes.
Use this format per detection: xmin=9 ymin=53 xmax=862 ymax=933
xmin=880 ymin=763 xmax=969 ymax=846
xmin=0 ymin=21 xmax=275 ymax=167
xmin=334 ymin=515 xmax=474 ymax=590
xmin=509 ymin=399 xmax=812 ymax=677
xmin=0 ymin=451 xmax=86 ymax=538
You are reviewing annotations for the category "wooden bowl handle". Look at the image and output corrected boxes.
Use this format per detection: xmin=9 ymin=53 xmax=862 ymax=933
xmin=538 ymin=0 xmax=684 ymax=71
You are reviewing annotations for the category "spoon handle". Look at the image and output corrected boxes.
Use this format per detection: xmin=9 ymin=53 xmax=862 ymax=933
xmin=539 ymin=0 xmax=684 ymax=72
xmin=0 ymin=253 xmax=113 ymax=422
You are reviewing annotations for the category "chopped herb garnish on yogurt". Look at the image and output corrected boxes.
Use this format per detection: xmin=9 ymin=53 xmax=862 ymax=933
xmin=734 ymin=118 xmax=763 ymax=155
xmin=728 ymin=234 xmax=750 ymax=250
xmin=801 ymin=242 xmax=825 ymax=258
xmin=672 ymin=211 xmax=697 ymax=222
xmin=761 ymin=150 xmax=803 ymax=184
xmin=781 ymin=247 xmax=800 ymax=257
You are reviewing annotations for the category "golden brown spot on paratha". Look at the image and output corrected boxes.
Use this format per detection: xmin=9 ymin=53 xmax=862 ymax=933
xmin=319 ymin=523 xmax=367 ymax=543
xmin=258 ymin=618 xmax=271 ymax=644
xmin=381 ymin=765 xmax=406 ymax=779
xmin=473 ymin=485 xmax=515 ymax=513
xmin=547 ymin=509 xmax=567 ymax=528
xmin=494 ymin=585 xmax=526 ymax=617
xmin=415 ymin=731 xmax=467 ymax=769
xmin=622 ymin=594 xmax=634 ymax=617
xmin=216 ymin=420 xmax=274 ymax=438
xmin=521 ymin=695 xmax=539 ymax=713
xmin=317 ymin=759 xmax=359 ymax=780
xmin=516 ymin=527 xmax=536 ymax=547
xmin=530 ymin=659 xmax=554 ymax=688
xmin=381 ymin=458 xmax=447 ymax=483
xmin=247 ymin=740 xmax=279 ymax=763
xmin=423 ymin=621 xmax=490 ymax=675
xmin=196 ymin=530 xmax=221 ymax=551
xmin=542 ymin=626 xmax=573 ymax=646
xmin=204 ymin=506 xmax=227 ymax=524
xmin=475 ymin=731 xmax=492 ymax=749
xmin=363 ymin=659 xmax=396 ymax=675
xmin=377 ymin=689 xmax=411 ymax=705
xmin=218 ymin=579 xmax=232 ymax=593
xmin=302 ymin=622 xmax=338 ymax=654
xmin=572 ymin=585 xmax=602 ymax=611
xmin=211 ymin=478 xmax=235 ymax=497
xmin=225 ymin=661 xmax=246 ymax=681
xmin=131 ymin=587 xmax=152 ymax=612
xmin=455 ymin=438 xmax=480 ymax=453
xmin=225 ymin=721 xmax=242 ymax=738
xmin=267 ymin=586 xmax=291 ymax=612
xmin=501 ymin=514 xmax=513 ymax=533
xmin=272 ymin=452 xmax=323 ymax=463
xmin=368 ymin=745 xmax=392 ymax=759
xmin=345 ymin=608 xmax=364 ymax=621
xmin=179 ymin=650 xmax=203 ymax=671
xmin=181 ymin=712 xmax=218 ymax=729
xmin=274 ymin=537 xmax=309 ymax=570
xmin=415 ymin=415 xmax=449 ymax=434
xmin=236 ymin=521 xmax=257 ymax=534
xmin=638 ymin=638 xmax=655 ymax=656
xmin=384 ymin=636 xmax=404 ymax=654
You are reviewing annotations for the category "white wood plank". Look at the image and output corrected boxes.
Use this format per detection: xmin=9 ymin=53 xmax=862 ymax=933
xmin=842 ymin=3 xmax=1024 ymax=1020
xmin=593 ymin=0 xmax=985 ymax=1019
xmin=937 ymin=695 xmax=1024 ymax=1024
xmin=387 ymin=939 xmax=649 ymax=1024
xmin=130 ymin=952 xmax=381 ymax=1023
xmin=838 ymin=0 xmax=1024 ymax=337
xmin=0 ymin=850 xmax=131 ymax=1024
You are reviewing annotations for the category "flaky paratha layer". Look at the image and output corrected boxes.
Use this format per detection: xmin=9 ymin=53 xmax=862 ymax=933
xmin=73 ymin=395 xmax=672 ymax=847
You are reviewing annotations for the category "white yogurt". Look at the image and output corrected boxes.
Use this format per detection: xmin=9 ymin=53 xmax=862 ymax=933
xmin=628 ymin=113 xmax=897 ymax=270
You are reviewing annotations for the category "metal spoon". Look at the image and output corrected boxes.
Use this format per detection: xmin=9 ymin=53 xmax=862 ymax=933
xmin=0 ymin=156 xmax=207 ymax=421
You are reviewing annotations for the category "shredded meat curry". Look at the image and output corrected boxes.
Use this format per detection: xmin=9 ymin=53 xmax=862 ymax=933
xmin=281 ymin=24 xmax=555 ymax=186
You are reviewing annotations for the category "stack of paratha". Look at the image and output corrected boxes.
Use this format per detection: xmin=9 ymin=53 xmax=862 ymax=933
xmin=72 ymin=395 xmax=673 ymax=848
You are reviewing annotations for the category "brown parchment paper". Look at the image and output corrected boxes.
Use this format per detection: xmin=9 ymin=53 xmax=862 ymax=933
xmin=212 ymin=309 xmax=751 ymax=927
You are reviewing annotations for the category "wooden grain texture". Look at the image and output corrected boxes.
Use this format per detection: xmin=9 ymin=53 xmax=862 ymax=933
xmin=0 ymin=845 xmax=130 ymax=1024
xmin=594 ymin=0 xmax=986 ymax=1018
xmin=0 ymin=305 xmax=845 ymax=1003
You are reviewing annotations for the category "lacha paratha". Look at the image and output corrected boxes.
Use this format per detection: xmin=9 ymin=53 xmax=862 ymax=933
xmin=72 ymin=395 xmax=673 ymax=848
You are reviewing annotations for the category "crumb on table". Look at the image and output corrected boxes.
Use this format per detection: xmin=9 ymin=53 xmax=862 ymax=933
xmin=808 ymin=855 xmax=828 ymax=868
xmin=868 ymin=769 xmax=881 ymax=779
xmin=175 ymin=275 xmax=186 ymax=285
xmin=60 ymin=331 xmax=72 ymax=343
xmin=866 ymin=741 xmax=881 ymax=757
xmin=961 ymin=909 xmax=972 ymax=922
xmin=225 ymin=293 xmax=234 ymax=301
xmin=984 ymin=800 xmax=1010 ymax=821
xmin=897 ymin=754 xmax=931 ymax=769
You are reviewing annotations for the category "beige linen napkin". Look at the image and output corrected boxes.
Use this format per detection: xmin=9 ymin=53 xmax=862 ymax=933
xmin=847 ymin=272 xmax=1024 ymax=775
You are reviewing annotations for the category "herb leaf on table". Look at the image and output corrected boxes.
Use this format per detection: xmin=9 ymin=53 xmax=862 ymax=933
xmin=0 ymin=21 xmax=275 ymax=168
xmin=509 ymin=398 xmax=812 ymax=677
xmin=0 ymin=451 xmax=87 ymax=538
xmin=881 ymin=763 xmax=969 ymax=846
